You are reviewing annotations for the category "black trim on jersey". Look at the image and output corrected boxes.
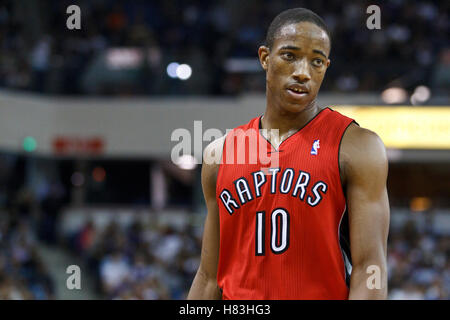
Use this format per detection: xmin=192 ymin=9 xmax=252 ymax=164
xmin=327 ymin=108 xmax=356 ymax=288
xmin=270 ymin=208 xmax=290 ymax=255
xmin=255 ymin=211 xmax=266 ymax=256
xmin=279 ymin=168 xmax=295 ymax=194
xmin=306 ymin=180 xmax=328 ymax=207
xmin=339 ymin=207 xmax=353 ymax=288
xmin=233 ymin=177 xmax=253 ymax=205
xmin=337 ymin=119 xmax=359 ymax=200
xmin=258 ymin=107 xmax=329 ymax=152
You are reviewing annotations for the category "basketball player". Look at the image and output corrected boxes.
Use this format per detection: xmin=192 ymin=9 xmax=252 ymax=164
xmin=188 ymin=8 xmax=389 ymax=300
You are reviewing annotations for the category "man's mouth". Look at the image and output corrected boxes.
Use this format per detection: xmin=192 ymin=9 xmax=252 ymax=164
xmin=286 ymin=86 xmax=309 ymax=97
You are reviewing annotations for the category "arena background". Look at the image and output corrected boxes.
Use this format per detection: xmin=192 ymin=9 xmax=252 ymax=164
xmin=0 ymin=0 xmax=449 ymax=300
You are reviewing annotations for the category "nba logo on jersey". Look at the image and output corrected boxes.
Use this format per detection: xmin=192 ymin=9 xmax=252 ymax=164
xmin=311 ymin=139 xmax=320 ymax=155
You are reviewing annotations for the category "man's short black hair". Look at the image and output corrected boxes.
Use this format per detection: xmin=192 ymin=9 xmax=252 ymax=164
xmin=265 ymin=8 xmax=331 ymax=49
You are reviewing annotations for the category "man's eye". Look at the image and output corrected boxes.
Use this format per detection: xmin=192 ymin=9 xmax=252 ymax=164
xmin=313 ymin=58 xmax=324 ymax=66
xmin=282 ymin=52 xmax=294 ymax=60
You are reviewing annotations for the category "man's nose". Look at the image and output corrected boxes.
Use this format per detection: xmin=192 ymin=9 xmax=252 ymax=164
xmin=292 ymin=58 xmax=311 ymax=83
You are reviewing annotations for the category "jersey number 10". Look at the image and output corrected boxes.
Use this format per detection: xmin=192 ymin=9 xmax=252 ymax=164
xmin=255 ymin=208 xmax=290 ymax=256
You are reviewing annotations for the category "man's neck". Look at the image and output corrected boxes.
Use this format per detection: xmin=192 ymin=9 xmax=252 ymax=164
xmin=261 ymin=101 xmax=320 ymax=137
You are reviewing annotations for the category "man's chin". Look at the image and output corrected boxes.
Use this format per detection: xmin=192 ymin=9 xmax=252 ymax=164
xmin=281 ymin=99 xmax=314 ymax=114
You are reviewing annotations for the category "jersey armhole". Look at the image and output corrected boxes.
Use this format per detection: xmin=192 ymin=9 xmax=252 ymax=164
xmin=337 ymin=120 xmax=358 ymax=199
xmin=337 ymin=120 xmax=357 ymax=289
xmin=215 ymin=133 xmax=229 ymax=195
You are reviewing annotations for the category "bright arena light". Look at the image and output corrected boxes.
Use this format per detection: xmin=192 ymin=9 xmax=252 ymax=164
xmin=410 ymin=85 xmax=431 ymax=105
xmin=166 ymin=62 xmax=179 ymax=78
xmin=381 ymin=87 xmax=408 ymax=104
xmin=174 ymin=154 xmax=197 ymax=170
xmin=176 ymin=64 xmax=192 ymax=80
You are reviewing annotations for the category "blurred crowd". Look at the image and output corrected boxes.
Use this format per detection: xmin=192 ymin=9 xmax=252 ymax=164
xmin=0 ymin=192 xmax=55 ymax=300
xmin=1 ymin=0 xmax=448 ymax=95
xmin=388 ymin=220 xmax=450 ymax=299
xmin=66 ymin=218 xmax=201 ymax=299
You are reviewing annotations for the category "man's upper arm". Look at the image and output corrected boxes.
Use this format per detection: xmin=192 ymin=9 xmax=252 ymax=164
xmin=197 ymin=136 xmax=226 ymax=281
xmin=340 ymin=123 xmax=390 ymax=270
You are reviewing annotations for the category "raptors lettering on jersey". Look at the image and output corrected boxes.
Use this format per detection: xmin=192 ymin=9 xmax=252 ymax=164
xmin=219 ymin=167 xmax=328 ymax=214
xmin=216 ymin=107 xmax=355 ymax=300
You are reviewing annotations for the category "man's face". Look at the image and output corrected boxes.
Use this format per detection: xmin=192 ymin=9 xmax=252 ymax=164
xmin=258 ymin=22 xmax=331 ymax=113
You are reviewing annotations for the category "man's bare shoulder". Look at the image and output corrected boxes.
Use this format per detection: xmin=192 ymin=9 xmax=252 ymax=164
xmin=340 ymin=123 xmax=388 ymax=176
xmin=201 ymin=135 xmax=227 ymax=196
xmin=203 ymin=134 xmax=227 ymax=170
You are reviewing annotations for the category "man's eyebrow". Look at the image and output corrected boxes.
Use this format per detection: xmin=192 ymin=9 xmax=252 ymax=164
xmin=279 ymin=46 xmax=328 ymax=59
xmin=278 ymin=45 xmax=301 ymax=51
xmin=313 ymin=49 xmax=328 ymax=59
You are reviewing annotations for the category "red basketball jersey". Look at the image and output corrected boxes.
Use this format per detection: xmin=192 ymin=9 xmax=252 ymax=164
xmin=216 ymin=107 xmax=355 ymax=300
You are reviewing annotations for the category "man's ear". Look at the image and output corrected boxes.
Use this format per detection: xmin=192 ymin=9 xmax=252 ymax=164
xmin=258 ymin=45 xmax=270 ymax=71
xmin=326 ymin=59 xmax=331 ymax=68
